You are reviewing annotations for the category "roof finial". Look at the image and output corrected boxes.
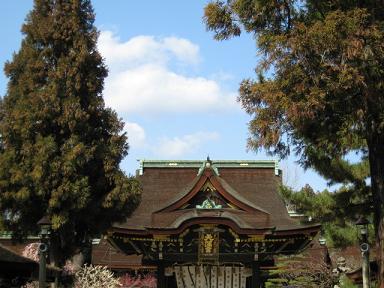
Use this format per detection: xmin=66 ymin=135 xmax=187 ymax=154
xmin=205 ymin=155 xmax=212 ymax=168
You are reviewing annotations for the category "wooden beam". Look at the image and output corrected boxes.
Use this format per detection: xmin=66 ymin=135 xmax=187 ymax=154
xmin=275 ymin=239 xmax=294 ymax=254
xmin=157 ymin=261 xmax=165 ymax=288
xmin=154 ymin=252 xmax=255 ymax=263
xmin=251 ymin=261 xmax=262 ymax=288
xmin=297 ymin=238 xmax=312 ymax=253
xmin=127 ymin=240 xmax=142 ymax=254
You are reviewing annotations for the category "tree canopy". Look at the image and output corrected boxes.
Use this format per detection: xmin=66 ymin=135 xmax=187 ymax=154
xmin=0 ymin=0 xmax=141 ymax=264
xmin=280 ymin=184 xmax=375 ymax=248
xmin=204 ymin=0 xmax=384 ymax=285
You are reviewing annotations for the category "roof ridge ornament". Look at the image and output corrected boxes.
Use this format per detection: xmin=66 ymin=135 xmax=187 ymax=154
xmin=197 ymin=157 xmax=220 ymax=176
xmin=196 ymin=198 xmax=222 ymax=209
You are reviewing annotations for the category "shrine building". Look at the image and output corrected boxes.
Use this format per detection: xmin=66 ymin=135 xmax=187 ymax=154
xmin=105 ymin=159 xmax=320 ymax=287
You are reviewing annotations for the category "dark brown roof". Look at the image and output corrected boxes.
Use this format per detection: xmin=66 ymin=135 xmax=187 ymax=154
xmin=92 ymin=239 xmax=156 ymax=270
xmin=0 ymin=243 xmax=60 ymax=282
xmin=0 ymin=243 xmax=37 ymax=264
xmin=113 ymin=160 xmax=318 ymax=234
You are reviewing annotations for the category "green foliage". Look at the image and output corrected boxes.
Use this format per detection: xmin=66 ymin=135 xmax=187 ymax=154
xmin=322 ymin=222 xmax=358 ymax=248
xmin=280 ymin=185 xmax=335 ymax=222
xmin=204 ymin=0 xmax=384 ymax=171
xmin=204 ymin=1 xmax=384 ymax=282
xmin=280 ymin=184 xmax=375 ymax=248
xmin=0 ymin=0 xmax=141 ymax=264
xmin=339 ymin=275 xmax=358 ymax=288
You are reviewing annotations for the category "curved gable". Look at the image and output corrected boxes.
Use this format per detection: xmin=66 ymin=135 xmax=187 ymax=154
xmin=153 ymin=165 xmax=270 ymax=215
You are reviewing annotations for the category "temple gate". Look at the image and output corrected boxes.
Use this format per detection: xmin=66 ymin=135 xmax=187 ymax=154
xmin=107 ymin=159 xmax=320 ymax=287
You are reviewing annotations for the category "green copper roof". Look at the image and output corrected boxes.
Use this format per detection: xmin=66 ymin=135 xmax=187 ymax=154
xmin=138 ymin=159 xmax=280 ymax=176
xmin=0 ymin=231 xmax=40 ymax=240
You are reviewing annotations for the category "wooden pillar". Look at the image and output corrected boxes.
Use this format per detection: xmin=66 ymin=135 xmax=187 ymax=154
xmin=157 ymin=261 xmax=165 ymax=288
xmin=251 ymin=261 xmax=261 ymax=288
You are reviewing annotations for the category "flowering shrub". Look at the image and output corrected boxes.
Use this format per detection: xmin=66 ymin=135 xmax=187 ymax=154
xmin=74 ymin=265 xmax=121 ymax=288
xmin=22 ymin=242 xmax=40 ymax=262
xmin=21 ymin=282 xmax=38 ymax=288
xmin=139 ymin=274 xmax=156 ymax=288
xmin=20 ymin=254 xmax=157 ymax=288
xmin=119 ymin=273 xmax=156 ymax=288
xmin=119 ymin=274 xmax=140 ymax=287
xmin=63 ymin=259 xmax=78 ymax=276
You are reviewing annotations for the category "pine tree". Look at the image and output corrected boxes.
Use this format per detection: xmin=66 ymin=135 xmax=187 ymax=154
xmin=0 ymin=0 xmax=140 ymax=265
xmin=280 ymin=183 xmax=373 ymax=248
xmin=204 ymin=1 xmax=384 ymax=285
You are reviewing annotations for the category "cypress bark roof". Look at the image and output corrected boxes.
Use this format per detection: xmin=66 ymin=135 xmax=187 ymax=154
xmin=113 ymin=160 xmax=317 ymax=235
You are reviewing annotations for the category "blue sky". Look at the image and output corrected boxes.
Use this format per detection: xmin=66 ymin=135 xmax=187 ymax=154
xmin=0 ymin=1 xmax=333 ymax=191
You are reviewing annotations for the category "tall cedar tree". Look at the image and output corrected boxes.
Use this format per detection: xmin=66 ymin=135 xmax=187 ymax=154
xmin=204 ymin=0 xmax=384 ymax=285
xmin=0 ymin=0 xmax=141 ymax=265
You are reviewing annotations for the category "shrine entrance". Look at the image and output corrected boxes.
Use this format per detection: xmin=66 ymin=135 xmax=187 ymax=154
xmin=108 ymin=159 xmax=320 ymax=287
xmin=172 ymin=264 xmax=250 ymax=288
xmin=110 ymin=220 xmax=307 ymax=288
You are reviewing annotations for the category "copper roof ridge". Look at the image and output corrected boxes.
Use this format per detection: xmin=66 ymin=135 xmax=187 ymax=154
xmin=138 ymin=159 xmax=279 ymax=174
xmin=139 ymin=159 xmax=276 ymax=165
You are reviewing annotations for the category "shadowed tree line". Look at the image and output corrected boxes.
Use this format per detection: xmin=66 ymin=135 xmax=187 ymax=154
xmin=0 ymin=0 xmax=141 ymax=267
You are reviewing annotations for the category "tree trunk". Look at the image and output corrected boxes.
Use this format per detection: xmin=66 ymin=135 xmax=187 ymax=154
xmin=49 ymin=234 xmax=66 ymax=268
xmin=367 ymin=135 xmax=384 ymax=288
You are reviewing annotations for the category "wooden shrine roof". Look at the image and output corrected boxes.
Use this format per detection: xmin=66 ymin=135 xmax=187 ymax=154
xmin=0 ymin=243 xmax=37 ymax=265
xmin=0 ymin=243 xmax=60 ymax=279
xmin=112 ymin=160 xmax=319 ymax=235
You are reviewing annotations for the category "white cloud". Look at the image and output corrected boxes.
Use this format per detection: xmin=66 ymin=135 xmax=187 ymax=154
xmin=122 ymin=121 xmax=220 ymax=158
xmin=153 ymin=132 xmax=220 ymax=158
xmin=162 ymin=37 xmax=200 ymax=66
xmin=105 ymin=64 xmax=236 ymax=113
xmin=98 ymin=31 xmax=237 ymax=115
xmin=98 ymin=32 xmax=200 ymax=70
xmin=124 ymin=121 xmax=146 ymax=149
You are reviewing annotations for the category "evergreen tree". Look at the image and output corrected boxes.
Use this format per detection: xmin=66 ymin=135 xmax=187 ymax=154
xmin=0 ymin=0 xmax=141 ymax=265
xmin=280 ymin=184 xmax=374 ymax=248
xmin=204 ymin=1 xmax=384 ymax=285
